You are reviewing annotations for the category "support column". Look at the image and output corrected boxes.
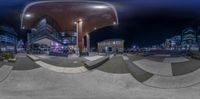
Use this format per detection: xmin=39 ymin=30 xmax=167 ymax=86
xmin=75 ymin=19 xmax=84 ymax=53
xmin=86 ymin=33 xmax=90 ymax=51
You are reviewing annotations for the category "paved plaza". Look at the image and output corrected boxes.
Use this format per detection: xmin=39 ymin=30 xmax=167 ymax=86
xmin=0 ymin=53 xmax=200 ymax=98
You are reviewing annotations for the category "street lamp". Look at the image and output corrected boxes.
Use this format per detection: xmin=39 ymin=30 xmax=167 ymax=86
xmin=92 ymin=5 xmax=108 ymax=9
xmin=25 ymin=14 xmax=32 ymax=18
xmin=113 ymin=21 xmax=117 ymax=25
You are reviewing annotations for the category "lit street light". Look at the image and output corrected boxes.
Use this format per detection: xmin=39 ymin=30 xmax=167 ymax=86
xmin=25 ymin=14 xmax=32 ymax=18
xmin=92 ymin=5 xmax=108 ymax=9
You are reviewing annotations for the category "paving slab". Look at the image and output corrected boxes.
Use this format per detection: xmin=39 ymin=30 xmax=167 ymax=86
xmin=163 ymin=57 xmax=189 ymax=63
xmin=133 ymin=59 xmax=173 ymax=76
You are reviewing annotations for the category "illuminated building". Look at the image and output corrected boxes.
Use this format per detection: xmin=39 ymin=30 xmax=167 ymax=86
xmin=27 ymin=18 xmax=63 ymax=54
xmin=21 ymin=1 xmax=118 ymax=54
xmin=181 ymin=28 xmax=198 ymax=50
xmin=0 ymin=26 xmax=17 ymax=52
xmin=164 ymin=35 xmax=181 ymax=50
xmin=198 ymin=35 xmax=200 ymax=44
xmin=98 ymin=39 xmax=124 ymax=53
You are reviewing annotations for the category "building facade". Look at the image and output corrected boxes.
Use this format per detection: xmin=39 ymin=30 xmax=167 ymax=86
xmin=27 ymin=18 xmax=79 ymax=55
xmin=0 ymin=26 xmax=17 ymax=52
xmin=181 ymin=27 xmax=198 ymax=50
xmin=164 ymin=35 xmax=181 ymax=50
xmin=98 ymin=39 xmax=124 ymax=53
xmin=27 ymin=18 xmax=63 ymax=54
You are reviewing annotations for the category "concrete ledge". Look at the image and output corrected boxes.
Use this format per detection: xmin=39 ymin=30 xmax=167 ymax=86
xmin=84 ymin=56 xmax=109 ymax=70
xmin=27 ymin=54 xmax=40 ymax=61
xmin=35 ymin=61 xmax=88 ymax=74
xmin=8 ymin=57 xmax=17 ymax=63
xmin=84 ymin=56 xmax=104 ymax=61
xmin=0 ymin=65 xmax=13 ymax=83
xmin=109 ymin=54 xmax=114 ymax=59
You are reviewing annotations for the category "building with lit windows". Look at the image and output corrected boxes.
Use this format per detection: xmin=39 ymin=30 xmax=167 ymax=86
xmin=181 ymin=28 xmax=198 ymax=50
xmin=98 ymin=39 xmax=124 ymax=53
xmin=164 ymin=35 xmax=181 ymax=50
xmin=0 ymin=26 xmax=17 ymax=52
xmin=27 ymin=18 xmax=64 ymax=54
xmin=197 ymin=35 xmax=200 ymax=45
xmin=27 ymin=17 xmax=79 ymax=55
xmin=21 ymin=1 xmax=118 ymax=54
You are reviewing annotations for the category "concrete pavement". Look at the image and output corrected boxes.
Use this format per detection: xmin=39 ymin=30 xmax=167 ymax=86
xmin=133 ymin=59 xmax=173 ymax=76
xmin=1 ymin=53 xmax=200 ymax=98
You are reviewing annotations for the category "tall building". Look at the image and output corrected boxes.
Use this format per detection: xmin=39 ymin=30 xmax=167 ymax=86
xmin=198 ymin=35 xmax=200 ymax=45
xmin=0 ymin=26 xmax=17 ymax=52
xmin=181 ymin=27 xmax=198 ymax=50
xmin=27 ymin=18 xmax=63 ymax=53
xmin=27 ymin=17 xmax=79 ymax=55
xmin=164 ymin=35 xmax=181 ymax=50
xmin=28 ymin=18 xmax=62 ymax=45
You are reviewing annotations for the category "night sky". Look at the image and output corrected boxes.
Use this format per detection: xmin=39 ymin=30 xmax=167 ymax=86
xmin=1 ymin=0 xmax=200 ymax=48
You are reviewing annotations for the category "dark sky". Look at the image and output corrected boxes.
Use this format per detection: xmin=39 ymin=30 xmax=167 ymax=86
xmin=1 ymin=0 xmax=200 ymax=47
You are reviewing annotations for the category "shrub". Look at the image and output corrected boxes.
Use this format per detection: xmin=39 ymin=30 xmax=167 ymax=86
xmin=190 ymin=51 xmax=200 ymax=59
xmin=0 ymin=52 xmax=13 ymax=60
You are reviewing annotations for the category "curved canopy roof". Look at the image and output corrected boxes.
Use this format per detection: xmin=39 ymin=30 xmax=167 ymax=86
xmin=21 ymin=0 xmax=118 ymax=35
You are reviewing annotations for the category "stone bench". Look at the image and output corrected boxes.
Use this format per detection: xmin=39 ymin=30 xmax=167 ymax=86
xmin=8 ymin=56 xmax=17 ymax=63
xmin=84 ymin=56 xmax=109 ymax=70
xmin=27 ymin=54 xmax=40 ymax=61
